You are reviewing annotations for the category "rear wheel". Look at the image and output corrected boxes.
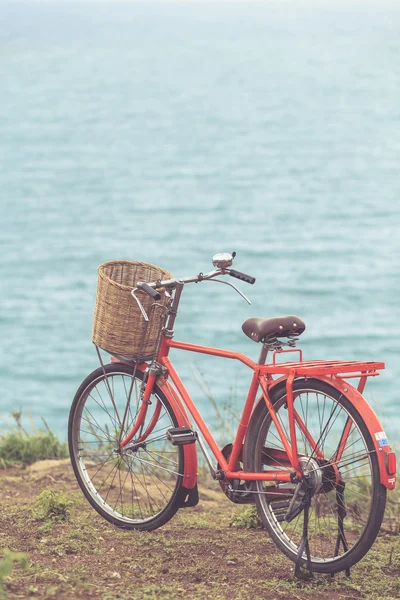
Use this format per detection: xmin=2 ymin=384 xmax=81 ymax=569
xmin=68 ymin=363 xmax=184 ymax=530
xmin=244 ymin=378 xmax=386 ymax=574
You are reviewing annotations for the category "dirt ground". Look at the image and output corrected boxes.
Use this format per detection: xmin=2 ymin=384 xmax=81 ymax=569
xmin=0 ymin=460 xmax=399 ymax=600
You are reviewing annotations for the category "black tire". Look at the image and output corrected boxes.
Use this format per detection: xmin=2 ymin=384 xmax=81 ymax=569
xmin=243 ymin=378 xmax=387 ymax=574
xmin=68 ymin=363 xmax=184 ymax=531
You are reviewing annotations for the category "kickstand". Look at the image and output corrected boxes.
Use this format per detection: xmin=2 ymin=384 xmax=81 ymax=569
xmin=294 ymin=484 xmax=313 ymax=579
xmin=331 ymin=479 xmax=351 ymax=578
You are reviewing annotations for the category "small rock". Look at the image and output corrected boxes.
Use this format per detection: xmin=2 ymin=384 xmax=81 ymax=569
xmin=109 ymin=572 xmax=121 ymax=580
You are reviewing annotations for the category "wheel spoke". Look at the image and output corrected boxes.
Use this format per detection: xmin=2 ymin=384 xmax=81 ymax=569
xmin=70 ymin=366 xmax=183 ymax=528
xmin=252 ymin=382 xmax=380 ymax=569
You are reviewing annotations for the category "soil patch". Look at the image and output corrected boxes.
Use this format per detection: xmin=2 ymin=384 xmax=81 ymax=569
xmin=0 ymin=462 xmax=399 ymax=600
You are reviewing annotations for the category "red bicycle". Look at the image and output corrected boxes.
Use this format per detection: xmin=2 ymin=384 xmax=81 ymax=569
xmin=69 ymin=253 xmax=396 ymax=576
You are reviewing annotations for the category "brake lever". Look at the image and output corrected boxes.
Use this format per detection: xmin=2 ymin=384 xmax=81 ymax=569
xmin=203 ymin=278 xmax=251 ymax=305
xmin=131 ymin=289 xmax=149 ymax=321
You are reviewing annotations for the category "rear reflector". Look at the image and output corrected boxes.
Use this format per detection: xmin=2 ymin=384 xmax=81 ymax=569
xmin=385 ymin=452 xmax=396 ymax=476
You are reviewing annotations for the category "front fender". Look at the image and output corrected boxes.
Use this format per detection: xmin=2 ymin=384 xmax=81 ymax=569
xmin=260 ymin=375 xmax=396 ymax=490
xmin=111 ymin=356 xmax=198 ymax=489
xmin=156 ymin=376 xmax=198 ymax=490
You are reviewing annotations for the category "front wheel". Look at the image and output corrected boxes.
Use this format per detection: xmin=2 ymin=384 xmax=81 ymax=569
xmin=244 ymin=378 xmax=386 ymax=574
xmin=68 ymin=363 xmax=184 ymax=530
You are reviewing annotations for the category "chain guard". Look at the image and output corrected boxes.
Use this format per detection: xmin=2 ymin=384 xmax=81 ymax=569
xmin=218 ymin=444 xmax=254 ymax=504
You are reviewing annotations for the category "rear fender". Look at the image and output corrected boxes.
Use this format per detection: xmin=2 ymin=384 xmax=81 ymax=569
xmin=257 ymin=375 xmax=396 ymax=490
xmin=319 ymin=375 xmax=396 ymax=490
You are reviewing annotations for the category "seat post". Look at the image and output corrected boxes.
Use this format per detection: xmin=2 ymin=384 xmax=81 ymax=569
xmin=258 ymin=343 xmax=269 ymax=365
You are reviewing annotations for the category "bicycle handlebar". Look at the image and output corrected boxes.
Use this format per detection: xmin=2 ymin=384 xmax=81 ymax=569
xmin=135 ymin=266 xmax=256 ymax=302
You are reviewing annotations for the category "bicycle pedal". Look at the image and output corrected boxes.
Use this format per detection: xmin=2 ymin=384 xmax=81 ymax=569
xmin=270 ymin=500 xmax=291 ymax=522
xmin=275 ymin=512 xmax=289 ymax=522
xmin=166 ymin=427 xmax=197 ymax=446
xmin=271 ymin=500 xmax=291 ymax=510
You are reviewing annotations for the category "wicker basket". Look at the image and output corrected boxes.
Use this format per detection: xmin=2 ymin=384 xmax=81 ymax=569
xmin=92 ymin=260 xmax=172 ymax=359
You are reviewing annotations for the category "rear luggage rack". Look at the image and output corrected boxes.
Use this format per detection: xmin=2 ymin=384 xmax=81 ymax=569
xmin=262 ymin=360 xmax=385 ymax=377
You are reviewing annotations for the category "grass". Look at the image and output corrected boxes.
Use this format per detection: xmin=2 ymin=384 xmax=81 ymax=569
xmin=0 ymin=412 xmax=68 ymax=468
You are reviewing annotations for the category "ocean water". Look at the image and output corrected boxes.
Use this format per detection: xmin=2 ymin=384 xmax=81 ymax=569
xmin=0 ymin=0 xmax=399 ymax=447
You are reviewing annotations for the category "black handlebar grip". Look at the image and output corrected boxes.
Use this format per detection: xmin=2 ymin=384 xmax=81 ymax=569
xmin=137 ymin=282 xmax=161 ymax=300
xmin=229 ymin=269 xmax=256 ymax=285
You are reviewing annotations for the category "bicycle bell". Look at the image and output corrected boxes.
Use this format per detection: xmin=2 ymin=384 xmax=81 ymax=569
xmin=212 ymin=252 xmax=235 ymax=269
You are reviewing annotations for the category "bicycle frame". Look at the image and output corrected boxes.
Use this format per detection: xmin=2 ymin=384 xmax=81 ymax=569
xmin=162 ymin=339 xmax=294 ymax=482
xmin=116 ymin=335 xmax=396 ymax=491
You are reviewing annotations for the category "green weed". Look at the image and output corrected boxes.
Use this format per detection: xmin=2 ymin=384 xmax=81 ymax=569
xmin=0 ymin=549 xmax=28 ymax=599
xmin=385 ymin=488 xmax=400 ymax=534
xmin=229 ymin=505 xmax=262 ymax=529
xmin=31 ymin=488 xmax=76 ymax=522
